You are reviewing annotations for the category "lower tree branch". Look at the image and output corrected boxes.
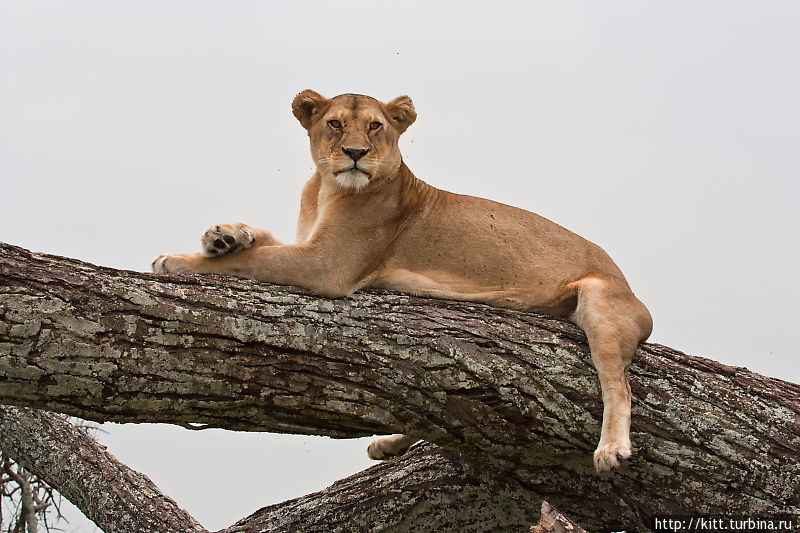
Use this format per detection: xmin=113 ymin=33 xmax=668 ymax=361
xmin=225 ymin=443 xmax=540 ymax=533
xmin=0 ymin=406 xmax=207 ymax=533
xmin=5 ymin=463 xmax=39 ymax=533
xmin=1 ymin=243 xmax=799 ymax=531
xmin=2 ymin=406 xmax=551 ymax=533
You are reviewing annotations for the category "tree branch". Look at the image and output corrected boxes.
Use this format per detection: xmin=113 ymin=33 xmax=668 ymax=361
xmin=0 ymin=406 xmax=207 ymax=533
xmin=225 ymin=443 xmax=540 ymax=533
xmin=1 ymin=406 xmax=548 ymax=533
xmin=1 ymin=242 xmax=798 ymax=531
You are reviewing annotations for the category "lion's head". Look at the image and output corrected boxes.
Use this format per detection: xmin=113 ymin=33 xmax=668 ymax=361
xmin=291 ymin=90 xmax=416 ymax=191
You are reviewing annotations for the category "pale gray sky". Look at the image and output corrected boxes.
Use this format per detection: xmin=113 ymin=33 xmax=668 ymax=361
xmin=1 ymin=1 xmax=798 ymax=531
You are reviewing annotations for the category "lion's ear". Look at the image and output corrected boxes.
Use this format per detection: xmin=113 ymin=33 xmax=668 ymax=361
xmin=385 ymin=95 xmax=417 ymax=134
xmin=292 ymin=90 xmax=330 ymax=130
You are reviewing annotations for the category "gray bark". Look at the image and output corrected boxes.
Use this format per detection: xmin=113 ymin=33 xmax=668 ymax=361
xmin=0 ymin=405 xmax=207 ymax=533
xmin=1 ymin=405 xmax=545 ymax=533
xmin=224 ymin=442 xmax=541 ymax=533
xmin=1 ymin=242 xmax=799 ymax=531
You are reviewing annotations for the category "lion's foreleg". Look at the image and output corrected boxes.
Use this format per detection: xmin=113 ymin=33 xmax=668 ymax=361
xmin=153 ymin=243 xmax=359 ymax=298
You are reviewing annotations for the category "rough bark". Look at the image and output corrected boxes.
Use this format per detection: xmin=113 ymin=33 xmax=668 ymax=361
xmin=1 ymin=242 xmax=799 ymax=531
xmin=225 ymin=442 xmax=540 ymax=533
xmin=0 ymin=405 xmax=207 ymax=533
xmin=1 ymin=405 xmax=545 ymax=533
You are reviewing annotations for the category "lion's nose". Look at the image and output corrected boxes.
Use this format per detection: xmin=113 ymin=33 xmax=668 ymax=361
xmin=342 ymin=147 xmax=369 ymax=162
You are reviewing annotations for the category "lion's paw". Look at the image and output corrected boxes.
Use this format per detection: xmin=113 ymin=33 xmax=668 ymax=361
xmin=201 ymin=223 xmax=256 ymax=257
xmin=593 ymin=440 xmax=632 ymax=472
xmin=367 ymin=439 xmax=394 ymax=460
xmin=367 ymin=436 xmax=414 ymax=461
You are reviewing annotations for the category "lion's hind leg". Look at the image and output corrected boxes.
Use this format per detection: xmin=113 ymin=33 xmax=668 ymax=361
xmin=201 ymin=223 xmax=282 ymax=257
xmin=367 ymin=434 xmax=420 ymax=460
xmin=568 ymin=275 xmax=652 ymax=472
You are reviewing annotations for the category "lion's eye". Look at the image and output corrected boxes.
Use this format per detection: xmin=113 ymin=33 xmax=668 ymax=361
xmin=328 ymin=119 xmax=342 ymax=129
xmin=369 ymin=121 xmax=382 ymax=131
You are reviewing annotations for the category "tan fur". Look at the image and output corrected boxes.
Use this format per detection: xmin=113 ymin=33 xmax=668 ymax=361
xmin=153 ymin=90 xmax=653 ymax=472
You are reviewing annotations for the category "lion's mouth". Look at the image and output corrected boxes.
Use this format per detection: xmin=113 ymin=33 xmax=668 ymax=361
xmin=336 ymin=165 xmax=371 ymax=178
xmin=333 ymin=165 xmax=372 ymax=191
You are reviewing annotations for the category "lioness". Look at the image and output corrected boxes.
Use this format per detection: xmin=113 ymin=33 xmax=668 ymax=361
xmin=153 ymin=90 xmax=653 ymax=472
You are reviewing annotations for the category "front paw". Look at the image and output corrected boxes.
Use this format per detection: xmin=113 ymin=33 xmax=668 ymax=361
xmin=152 ymin=254 xmax=194 ymax=274
xmin=593 ymin=440 xmax=632 ymax=472
xmin=367 ymin=437 xmax=411 ymax=460
xmin=201 ymin=223 xmax=256 ymax=257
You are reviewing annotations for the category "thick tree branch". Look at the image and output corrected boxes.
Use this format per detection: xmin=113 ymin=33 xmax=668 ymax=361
xmin=1 ymin=406 xmax=547 ymax=533
xmin=225 ymin=443 xmax=541 ymax=533
xmin=1 ymin=242 xmax=799 ymax=531
xmin=0 ymin=406 xmax=207 ymax=533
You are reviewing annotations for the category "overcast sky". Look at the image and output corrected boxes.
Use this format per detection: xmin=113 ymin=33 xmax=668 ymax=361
xmin=1 ymin=1 xmax=798 ymax=531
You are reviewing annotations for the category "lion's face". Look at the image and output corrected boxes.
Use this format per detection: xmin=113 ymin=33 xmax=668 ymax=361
xmin=292 ymin=91 xmax=416 ymax=191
